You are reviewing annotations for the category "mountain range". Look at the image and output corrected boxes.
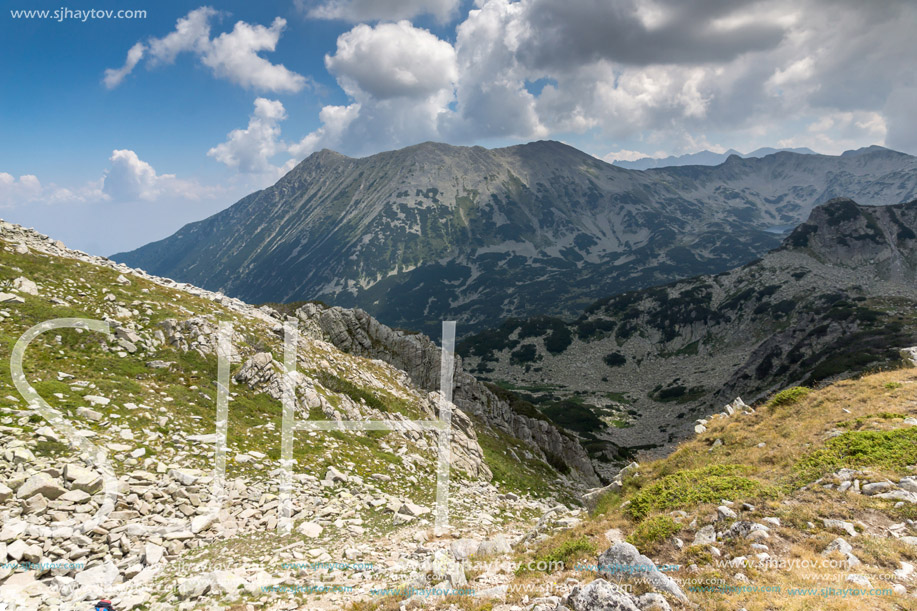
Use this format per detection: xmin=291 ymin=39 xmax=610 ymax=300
xmin=458 ymin=197 xmax=917 ymax=466
xmin=114 ymin=141 xmax=917 ymax=338
xmin=611 ymin=146 xmax=817 ymax=170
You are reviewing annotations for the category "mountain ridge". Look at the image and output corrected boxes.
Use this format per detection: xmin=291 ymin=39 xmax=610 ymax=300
xmin=612 ymin=145 xmax=819 ymax=169
xmin=114 ymin=141 xmax=917 ymax=336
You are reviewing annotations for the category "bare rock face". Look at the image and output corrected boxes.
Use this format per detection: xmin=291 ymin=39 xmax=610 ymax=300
xmin=114 ymin=143 xmax=917 ymax=340
xmin=295 ymin=302 xmax=600 ymax=485
xmin=900 ymin=347 xmax=917 ymax=367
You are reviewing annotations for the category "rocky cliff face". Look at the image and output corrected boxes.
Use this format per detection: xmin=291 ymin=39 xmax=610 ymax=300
xmin=294 ymin=302 xmax=600 ymax=485
xmin=459 ymin=198 xmax=917 ymax=459
xmin=113 ymin=142 xmax=917 ymax=336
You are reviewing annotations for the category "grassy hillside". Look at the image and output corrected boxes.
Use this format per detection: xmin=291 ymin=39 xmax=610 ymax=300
xmin=498 ymin=368 xmax=917 ymax=610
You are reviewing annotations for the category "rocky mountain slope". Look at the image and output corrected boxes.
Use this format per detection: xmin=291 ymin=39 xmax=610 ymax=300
xmin=293 ymin=302 xmax=598 ymax=485
xmin=113 ymin=142 xmax=917 ymax=336
xmin=459 ymin=198 xmax=917 ymax=469
xmin=0 ymin=219 xmax=593 ymax=610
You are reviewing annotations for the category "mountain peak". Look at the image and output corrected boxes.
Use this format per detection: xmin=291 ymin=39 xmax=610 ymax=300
xmin=784 ymin=197 xmax=917 ymax=277
xmin=302 ymin=148 xmax=351 ymax=162
xmin=841 ymin=144 xmax=894 ymax=157
xmin=285 ymin=148 xmax=352 ymax=178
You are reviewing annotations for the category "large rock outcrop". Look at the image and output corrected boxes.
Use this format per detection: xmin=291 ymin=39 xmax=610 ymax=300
xmin=232 ymin=350 xmax=492 ymax=481
xmin=295 ymin=302 xmax=600 ymax=485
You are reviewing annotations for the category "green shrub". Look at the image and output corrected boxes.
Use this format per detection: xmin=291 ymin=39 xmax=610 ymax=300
xmin=541 ymin=400 xmax=604 ymax=433
xmin=544 ymin=327 xmax=574 ymax=354
xmin=603 ymin=352 xmax=627 ymax=367
xmin=768 ymin=386 xmax=811 ymax=407
xmin=792 ymin=427 xmax=917 ymax=486
xmin=626 ymin=515 xmax=682 ymax=550
xmin=544 ymin=450 xmax=571 ymax=475
xmin=683 ymin=544 xmax=713 ymax=566
xmin=484 ymin=382 xmax=552 ymax=423
xmin=510 ymin=344 xmax=540 ymax=365
xmin=522 ymin=536 xmax=596 ymax=574
xmin=625 ymin=464 xmax=778 ymax=521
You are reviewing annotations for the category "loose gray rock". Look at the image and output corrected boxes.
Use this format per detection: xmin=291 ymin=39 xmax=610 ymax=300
xmin=637 ymin=592 xmax=672 ymax=611
xmin=564 ymin=578 xmax=641 ymax=611
xmin=16 ymin=472 xmax=66 ymax=500
xmin=823 ymin=519 xmax=857 ymax=537
xmin=693 ymin=525 xmax=716 ymax=545
xmin=597 ymin=542 xmax=687 ymax=601
xmin=476 ymin=534 xmax=512 ymax=557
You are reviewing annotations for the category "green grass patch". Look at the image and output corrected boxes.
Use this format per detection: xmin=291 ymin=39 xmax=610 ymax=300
xmin=311 ymin=370 xmax=419 ymax=418
xmin=838 ymin=412 xmax=908 ymax=429
xmin=604 ymin=391 xmax=631 ymax=404
xmin=475 ymin=419 xmax=571 ymax=501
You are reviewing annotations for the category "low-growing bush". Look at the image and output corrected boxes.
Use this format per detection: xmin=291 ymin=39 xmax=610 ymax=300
xmin=626 ymin=515 xmax=682 ymax=550
xmin=768 ymin=386 xmax=811 ymax=407
xmin=792 ymin=427 xmax=917 ymax=486
xmin=523 ymin=536 xmax=597 ymax=574
xmin=603 ymin=352 xmax=627 ymax=367
xmin=625 ymin=464 xmax=779 ymax=521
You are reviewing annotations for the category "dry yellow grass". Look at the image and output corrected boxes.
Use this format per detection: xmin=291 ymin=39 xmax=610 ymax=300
xmin=508 ymin=368 xmax=917 ymax=610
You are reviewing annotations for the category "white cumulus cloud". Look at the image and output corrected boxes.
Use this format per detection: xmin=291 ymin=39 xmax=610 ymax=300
xmin=289 ymin=0 xmax=916 ymax=161
xmin=103 ymin=42 xmax=147 ymax=89
xmin=103 ymin=7 xmax=306 ymax=93
xmin=102 ymin=150 xmax=218 ymax=203
xmin=288 ymin=21 xmax=458 ymax=157
xmin=326 ymin=20 xmax=457 ymax=100
xmin=208 ymin=98 xmax=290 ymax=174
xmin=288 ymin=103 xmax=362 ymax=158
xmin=0 ymin=172 xmax=103 ymax=208
xmin=103 ymin=150 xmax=161 ymax=201
xmin=201 ymin=17 xmax=306 ymax=92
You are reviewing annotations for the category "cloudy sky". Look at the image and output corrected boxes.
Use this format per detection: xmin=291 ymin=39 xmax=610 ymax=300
xmin=2 ymin=0 xmax=915 ymax=255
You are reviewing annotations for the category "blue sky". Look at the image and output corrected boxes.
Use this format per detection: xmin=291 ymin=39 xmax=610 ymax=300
xmin=1 ymin=0 xmax=915 ymax=255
